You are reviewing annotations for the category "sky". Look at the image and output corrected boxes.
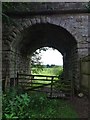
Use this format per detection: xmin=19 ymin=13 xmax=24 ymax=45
xmin=39 ymin=47 xmax=63 ymax=66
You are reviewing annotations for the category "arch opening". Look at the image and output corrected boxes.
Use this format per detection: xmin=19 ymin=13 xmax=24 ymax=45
xmin=12 ymin=23 xmax=77 ymax=85
xmin=31 ymin=47 xmax=63 ymax=76
xmin=3 ymin=23 xmax=78 ymax=92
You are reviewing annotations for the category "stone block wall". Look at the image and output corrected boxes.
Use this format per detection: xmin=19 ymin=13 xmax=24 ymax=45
xmin=80 ymin=56 xmax=90 ymax=95
xmin=2 ymin=2 xmax=89 ymax=93
xmin=2 ymin=49 xmax=31 ymax=90
xmin=63 ymin=44 xmax=78 ymax=94
xmin=3 ymin=2 xmax=88 ymax=13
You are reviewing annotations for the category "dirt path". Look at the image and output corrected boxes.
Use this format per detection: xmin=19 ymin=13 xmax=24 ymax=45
xmin=69 ymin=96 xmax=88 ymax=118
xmin=39 ymin=87 xmax=89 ymax=118
xmin=36 ymin=86 xmax=89 ymax=118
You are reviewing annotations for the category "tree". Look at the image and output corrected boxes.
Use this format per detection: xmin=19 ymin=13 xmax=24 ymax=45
xmin=31 ymin=47 xmax=49 ymax=74
xmin=31 ymin=47 xmax=48 ymax=66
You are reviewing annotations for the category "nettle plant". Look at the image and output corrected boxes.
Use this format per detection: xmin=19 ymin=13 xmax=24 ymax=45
xmin=3 ymin=92 xmax=30 ymax=119
xmin=2 ymin=87 xmax=47 ymax=119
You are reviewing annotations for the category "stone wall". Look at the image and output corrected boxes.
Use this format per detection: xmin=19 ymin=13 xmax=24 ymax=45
xmin=2 ymin=2 xmax=89 ymax=93
xmin=2 ymin=49 xmax=31 ymax=90
xmin=6 ymin=14 xmax=88 ymax=50
xmin=63 ymin=44 xmax=78 ymax=93
xmin=80 ymin=56 xmax=90 ymax=95
xmin=3 ymin=2 xmax=88 ymax=13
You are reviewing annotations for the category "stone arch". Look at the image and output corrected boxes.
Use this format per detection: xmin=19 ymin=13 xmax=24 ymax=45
xmin=8 ymin=15 xmax=80 ymax=50
xmin=5 ymin=20 xmax=79 ymax=92
xmin=8 ymin=16 xmax=52 ymax=47
xmin=2 ymin=2 xmax=89 ymax=95
xmin=12 ymin=23 xmax=77 ymax=54
xmin=3 ymin=14 xmax=83 ymax=93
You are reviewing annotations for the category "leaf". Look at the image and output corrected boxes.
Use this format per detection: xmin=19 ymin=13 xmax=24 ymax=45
xmin=5 ymin=113 xmax=14 ymax=118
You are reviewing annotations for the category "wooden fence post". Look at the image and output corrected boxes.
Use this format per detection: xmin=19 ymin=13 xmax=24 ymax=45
xmin=31 ymin=75 xmax=34 ymax=87
xmin=2 ymin=79 xmax=5 ymax=92
xmin=71 ymin=79 xmax=74 ymax=100
xmin=17 ymin=72 xmax=19 ymax=85
xmin=79 ymin=58 xmax=82 ymax=91
xmin=50 ymin=76 xmax=54 ymax=97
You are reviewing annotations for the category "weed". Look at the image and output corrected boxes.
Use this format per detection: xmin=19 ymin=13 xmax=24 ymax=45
xmin=2 ymin=88 xmax=78 ymax=119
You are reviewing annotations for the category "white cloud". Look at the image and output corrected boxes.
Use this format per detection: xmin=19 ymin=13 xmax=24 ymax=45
xmin=40 ymin=48 xmax=63 ymax=66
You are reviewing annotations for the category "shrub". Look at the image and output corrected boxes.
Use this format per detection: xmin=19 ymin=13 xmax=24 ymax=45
xmin=2 ymin=87 xmax=78 ymax=119
xmin=3 ymin=92 xmax=30 ymax=119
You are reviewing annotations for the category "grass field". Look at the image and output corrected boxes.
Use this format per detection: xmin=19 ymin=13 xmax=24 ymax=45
xmin=31 ymin=66 xmax=63 ymax=86
xmin=31 ymin=66 xmax=63 ymax=76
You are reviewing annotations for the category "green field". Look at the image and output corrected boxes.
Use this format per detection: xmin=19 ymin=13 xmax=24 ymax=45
xmin=31 ymin=66 xmax=63 ymax=76
xmin=31 ymin=66 xmax=63 ymax=86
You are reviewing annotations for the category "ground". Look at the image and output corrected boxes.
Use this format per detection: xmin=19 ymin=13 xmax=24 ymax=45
xmin=35 ymin=87 xmax=89 ymax=118
xmin=69 ymin=96 xmax=88 ymax=118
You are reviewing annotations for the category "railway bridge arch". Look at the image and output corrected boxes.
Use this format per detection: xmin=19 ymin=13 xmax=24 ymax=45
xmin=2 ymin=2 xmax=89 ymax=93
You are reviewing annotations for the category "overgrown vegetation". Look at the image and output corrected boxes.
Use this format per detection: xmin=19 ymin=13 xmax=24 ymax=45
xmin=86 ymin=1 xmax=90 ymax=11
xmin=3 ymin=87 xmax=78 ymax=119
xmin=31 ymin=47 xmax=48 ymax=67
xmin=31 ymin=65 xmax=63 ymax=86
xmin=31 ymin=65 xmax=63 ymax=76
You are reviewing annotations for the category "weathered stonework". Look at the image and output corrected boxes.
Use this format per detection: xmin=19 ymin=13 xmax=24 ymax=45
xmin=2 ymin=2 xmax=89 ymax=94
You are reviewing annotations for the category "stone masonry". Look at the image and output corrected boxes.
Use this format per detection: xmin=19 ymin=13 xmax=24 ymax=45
xmin=2 ymin=2 xmax=89 ymax=94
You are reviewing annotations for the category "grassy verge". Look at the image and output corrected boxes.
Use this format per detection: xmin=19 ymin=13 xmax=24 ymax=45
xmin=28 ymin=92 xmax=78 ymax=118
xmin=3 ymin=88 xmax=78 ymax=119
xmin=31 ymin=66 xmax=63 ymax=76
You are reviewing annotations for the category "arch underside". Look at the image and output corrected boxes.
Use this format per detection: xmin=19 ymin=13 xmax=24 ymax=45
xmin=3 ymin=23 xmax=78 ymax=92
xmin=14 ymin=23 xmax=77 ymax=88
xmin=14 ymin=23 xmax=77 ymax=56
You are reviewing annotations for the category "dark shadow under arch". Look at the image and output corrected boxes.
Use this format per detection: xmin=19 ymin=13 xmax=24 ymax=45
xmin=5 ymin=23 xmax=78 ymax=94
xmin=15 ymin=23 xmax=77 ymax=56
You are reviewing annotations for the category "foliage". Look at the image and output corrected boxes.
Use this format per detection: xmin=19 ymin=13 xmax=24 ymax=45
xmin=2 ymin=87 xmax=30 ymax=119
xmin=3 ymin=93 xmax=30 ymax=119
xmin=31 ymin=47 xmax=49 ymax=74
xmin=2 ymin=2 xmax=16 ymax=11
xmin=3 ymin=88 xmax=78 ymax=119
xmin=32 ymin=66 xmax=63 ymax=76
xmin=2 ymin=2 xmax=16 ymax=25
xmin=52 ymin=66 xmax=63 ymax=76
xmin=31 ymin=47 xmax=48 ymax=66
xmin=31 ymin=64 xmax=44 ymax=74
xmin=31 ymin=66 xmax=63 ymax=87
xmin=54 ymin=82 xmax=69 ymax=91
xmin=86 ymin=1 xmax=90 ymax=11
